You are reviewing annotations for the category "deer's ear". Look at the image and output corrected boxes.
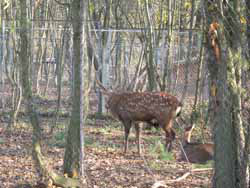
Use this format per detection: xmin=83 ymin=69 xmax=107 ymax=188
xmin=176 ymin=106 xmax=182 ymax=117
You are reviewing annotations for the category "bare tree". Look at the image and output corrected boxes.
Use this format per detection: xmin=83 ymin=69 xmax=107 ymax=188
xmin=19 ymin=0 xmax=80 ymax=186
xmin=63 ymin=0 xmax=88 ymax=183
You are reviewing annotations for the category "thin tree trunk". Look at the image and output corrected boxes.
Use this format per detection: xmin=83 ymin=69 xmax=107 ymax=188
xmin=162 ymin=0 xmax=174 ymax=91
xmin=19 ymin=0 xmax=80 ymax=186
xmin=191 ymin=22 xmax=205 ymax=124
xmin=245 ymin=1 xmax=250 ymax=185
xmin=144 ymin=0 xmax=156 ymax=91
xmin=181 ymin=0 xmax=195 ymax=101
xmin=34 ymin=0 xmax=49 ymax=95
xmin=0 ymin=15 xmax=5 ymax=108
xmin=4 ymin=12 xmax=22 ymax=128
xmin=247 ymin=0 xmax=250 ymax=62
xmin=79 ymin=1 xmax=87 ymax=179
xmin=63 ymin=0 xmax=85 ymax=180
xmin=50 ymin=24 xmax=70 ymax=135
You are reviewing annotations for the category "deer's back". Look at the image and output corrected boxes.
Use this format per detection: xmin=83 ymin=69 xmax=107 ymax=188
xmin=106 ymin=92 xmax=181 ymax=122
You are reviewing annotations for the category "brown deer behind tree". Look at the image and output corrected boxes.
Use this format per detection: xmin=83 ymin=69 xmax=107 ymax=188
xmin=180 ymin=124 xmax=214 ymax=163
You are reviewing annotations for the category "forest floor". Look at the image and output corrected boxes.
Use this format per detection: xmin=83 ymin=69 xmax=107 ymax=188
xmin=0 ymin=84 xmax=213 ymax=188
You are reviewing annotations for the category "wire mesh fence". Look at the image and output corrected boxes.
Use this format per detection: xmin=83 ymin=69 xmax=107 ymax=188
xmin=90 ymin=29 xmax=209 ymax=102
xmin=0 ymin=26 xmax=210 ymax=109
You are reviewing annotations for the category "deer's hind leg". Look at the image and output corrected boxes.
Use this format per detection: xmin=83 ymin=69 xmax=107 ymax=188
xmin=134 ymin=122 xmax=142 ymax=156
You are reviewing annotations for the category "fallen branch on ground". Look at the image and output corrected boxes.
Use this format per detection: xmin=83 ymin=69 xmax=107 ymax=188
xmin=168 ymin=168 xmax=213 ymax=183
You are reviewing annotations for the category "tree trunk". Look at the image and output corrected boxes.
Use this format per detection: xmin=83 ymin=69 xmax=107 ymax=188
xmin=63 ymin=0 xmax=84 ymax=178
xmin=181 ymin=0 xmax=195 ymax=101
xmin=144 ymin=0 xmax=156 ymax=91
xmin=162 ymin=0 xmax=174 ymax=92
xmin=191 ymin=23 xmax=205 ymax=124
xmin=247 ymin=0 xmax=250 ymax=61
xmin=19 ymin=0 xmax=80 ymax=186
xmin=205 ymin=1 xmax=249 ymax=187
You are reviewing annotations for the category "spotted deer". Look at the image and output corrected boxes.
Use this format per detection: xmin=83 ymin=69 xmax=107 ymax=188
xmin=96 ymin=80 xmax=182 ymax=155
